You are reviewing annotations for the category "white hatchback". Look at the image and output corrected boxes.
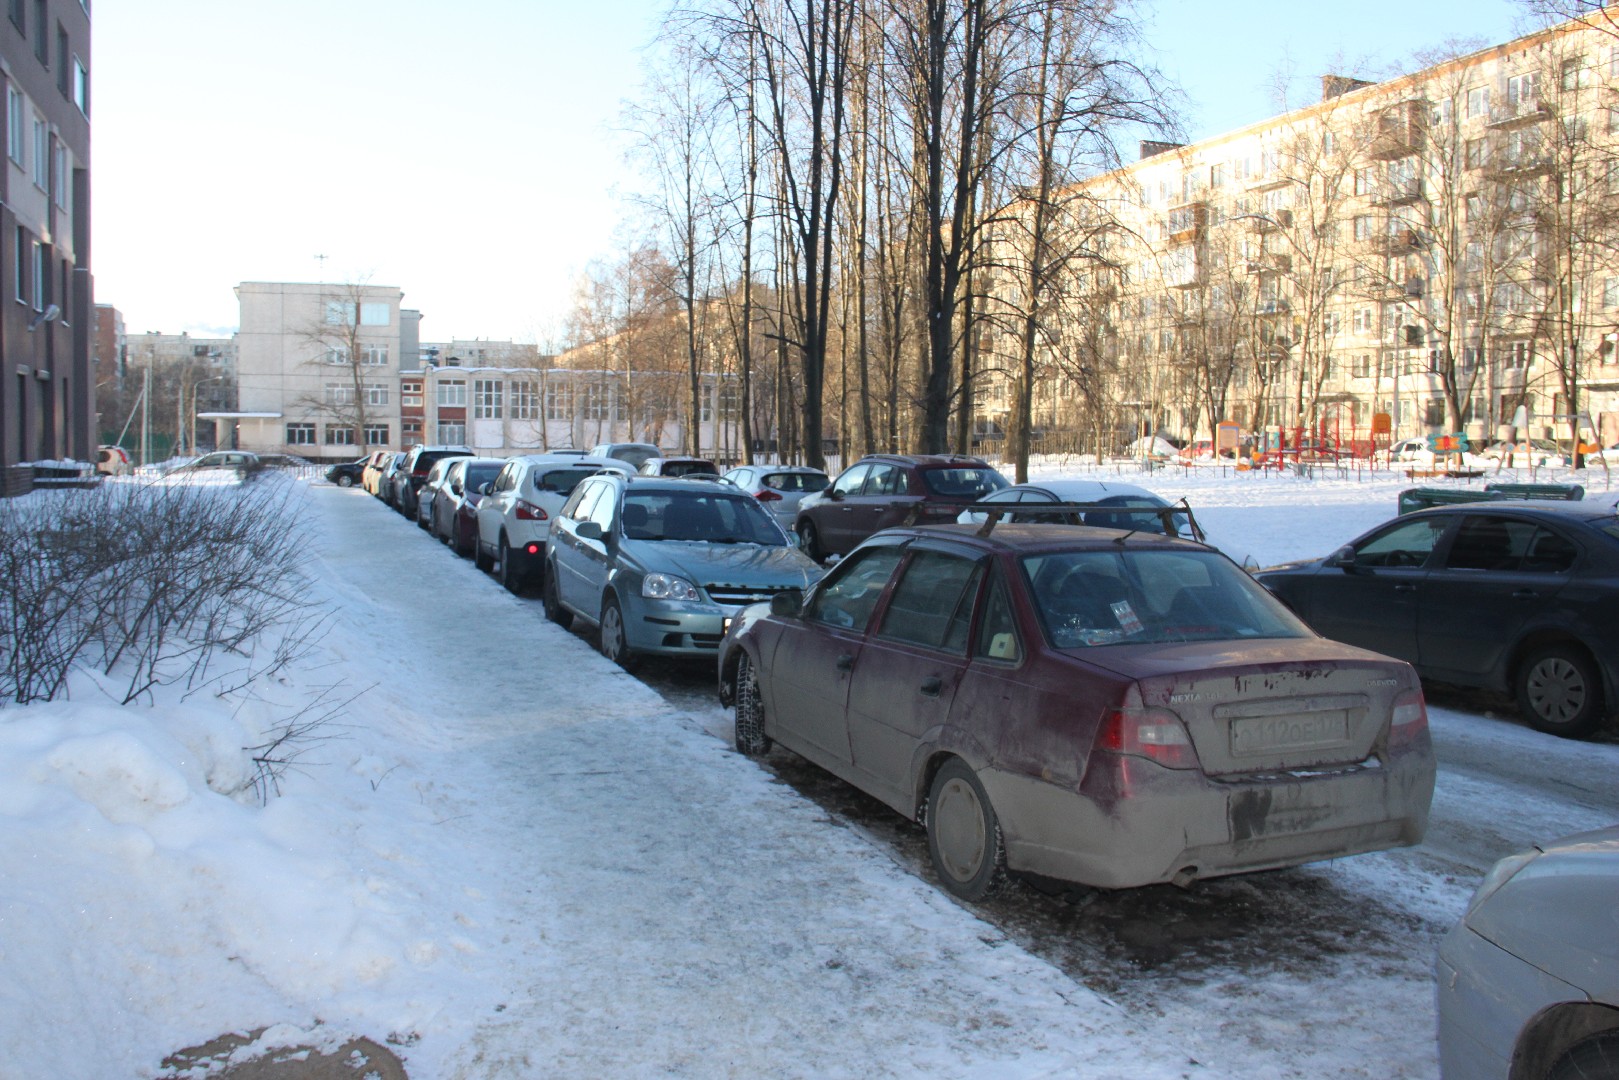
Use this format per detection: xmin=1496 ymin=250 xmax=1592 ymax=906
xmin=474 ymin=455 xmax=633 ymax=592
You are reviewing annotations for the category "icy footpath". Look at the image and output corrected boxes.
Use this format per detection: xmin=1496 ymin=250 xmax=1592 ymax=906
xmin=301 ymin=487 xmax=1193 ymax=1079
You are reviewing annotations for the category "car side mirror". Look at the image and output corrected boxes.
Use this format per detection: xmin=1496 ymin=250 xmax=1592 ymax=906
xmin=1325 ymin=545 xmax=1356 ymax=570
xmin=827 ymin=488 xmax=844 ymax=501
xmin=770 ymin=589 xmax=803 ymax=617
xmin=576 ymin=521 xmax=604 ymax=542
xmin=479 ymin=483 xmax=492 ymax=496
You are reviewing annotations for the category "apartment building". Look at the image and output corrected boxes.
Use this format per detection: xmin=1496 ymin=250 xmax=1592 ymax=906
xmin=231 ymin=281 xmax=420 ymax=462
xmin=984 ymin=15 xmax=1619 ymax=453
xmin=0 ymin=0 xmax=91 ymax=491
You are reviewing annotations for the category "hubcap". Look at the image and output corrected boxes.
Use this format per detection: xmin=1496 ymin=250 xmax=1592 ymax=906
xmin=933 ymin=778 xmax=986 ymax=883
xmin=1528 ymin=658 xmax=1586 ymax=723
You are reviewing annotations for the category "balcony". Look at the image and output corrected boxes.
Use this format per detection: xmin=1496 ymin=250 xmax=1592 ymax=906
xmin=1165 ymin=201 xmax=1207 ymax=245
xmin=1244 ymin=252 xmax=1292 ymax=274
xmin=1369 ymin=101 xmax=1425 ymax=161
xmin=1486 ymin=99 xmax=1553 ymax=130
xmin=1371 ymin=177 xmax=1425 ymax=205
xmin=1487 ymin=155 xmax=1553 ymax=180
xmin=1372 ymin=229 xmax=1425 ymax=253
xmin=1246 ymin=209 xmax=1294 ymax=231
xmin=1257 ymin=298 xmax=1291 ymax=316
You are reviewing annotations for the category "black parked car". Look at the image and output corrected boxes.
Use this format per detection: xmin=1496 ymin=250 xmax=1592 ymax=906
xmin=325 ymin=457 xmax=368 ymax=487
xmin=1256 ymin=501 xmax=1619 ymax=738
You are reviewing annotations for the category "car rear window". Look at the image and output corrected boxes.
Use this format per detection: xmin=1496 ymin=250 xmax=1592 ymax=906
xmin=533 ymin=467 xmax=600 ymax=495
xmin=1023 ymin=549 xmax=1307 ymax=648
xmin=1081 ymin=496 xmax=1191 ymax=536
xmin=463 ymin=463 xmax=503 ymax=490
xmin=663 ymin=460 xmax=719 ymax=477
xmin=764 ymin=472 xmax=829 ymax=493
xmin=921 ymin=466 xmax=1008 ymax=499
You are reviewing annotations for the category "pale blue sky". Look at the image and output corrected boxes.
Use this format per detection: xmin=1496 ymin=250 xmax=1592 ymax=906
xmin=92 ymin=0 xmax=1530 ymax=342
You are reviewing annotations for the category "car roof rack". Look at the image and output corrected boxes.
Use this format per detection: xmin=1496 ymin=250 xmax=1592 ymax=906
xmin=959 ymin=499 xmax=1206 ymax=544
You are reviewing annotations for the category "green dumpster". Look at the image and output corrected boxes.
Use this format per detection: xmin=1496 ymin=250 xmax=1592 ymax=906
xmin=1483 ymin=482 xmax=1584 ymax=501
xmin=1397 ymin=487 xmax=1494 ymax=515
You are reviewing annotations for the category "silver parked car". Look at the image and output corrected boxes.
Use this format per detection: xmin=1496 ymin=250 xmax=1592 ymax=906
xmin=543 ymin=473 xmax=823 ymax=670
xmin=473 ymin=454 xmax=631 ymax=591
xmin=1437 ymin=826 xmax=1619 ymax=1079
xmin=722 ymin=465 xmax=831 ymax=534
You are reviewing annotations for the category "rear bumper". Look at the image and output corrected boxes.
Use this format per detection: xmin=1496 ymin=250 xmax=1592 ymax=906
xmin=981 ymin=748 xmax=1435 ymax=890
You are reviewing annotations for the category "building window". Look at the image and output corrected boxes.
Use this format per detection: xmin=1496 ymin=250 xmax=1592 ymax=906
xmin=437 ymin=379 xmax=466 ymax=407
xmin=6 ymin=0 xmax=21 ymax=33
xmin=1465 ymin=139 xmax=1485 ymax=170
xmin=286 ymin=423 xmax=316 ymax=445
xmin=1506 ymin=73 xmax=1536 ymax=106
xmin=1560 ymin=57 xmax=1580 ymax=92
xmin=1353 ymin=167 xmax=1374 ymax=196
xmin=52 ymin=141 xmax=66 ymax=209
xmin=360 ymin=302 xmax=390 ymax=326
xmin=6 ymin=87 xmax=24 ymax=164
xmin=30 ymin=117 xmax=45 ymax=189
xmin=1353 ymin=216 xmax=1373 ymax=242
xmin=324 ymin=300 xmax=353 ymax=325
xmin=323 ymin=346 xmax=349 ymax=365
xmin=56 ymin=27 xmax=68 ymax=95
xmin=364 ymin=383 xmax=389 ymax=407
xmin=1353 ymin=354 xmax=1372 ymax=378
xmin=583 ymin=382 xmax=608 ymax=421
xmin=510 ymin=380 xmax=538 ymax=420
xmin=325 ymin=427 xmax=357 ymax=446
xmin=1466 ymin=86 xmax=1488 ymax=118
xmin=71 ymin=55 xmax=86 ymax=115
xmin=324 ymin=383 xmax=355 ymax=406
xmin=364 ymin=425 xmax=390 ymax=446
xmin=545 ymin=381 xmax=574 ymax=420
xmin=403 ymin=419 xmax=422 ymax=441
xmin=436 ymin=422 xmax=466 ymax=445
xmin=30 ymin=241 xmax=44 ymax=310
xmin=361 ymin=343 xmax=389 ymax=366
xmin=31 ymin=0 xmax=45 ymax=63
xmin=473 ymin=378 xmax=503 ymax=419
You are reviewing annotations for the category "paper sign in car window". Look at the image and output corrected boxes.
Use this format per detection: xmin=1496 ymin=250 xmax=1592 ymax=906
xmin=1112 ymin=600 xmax=1144 ymax=636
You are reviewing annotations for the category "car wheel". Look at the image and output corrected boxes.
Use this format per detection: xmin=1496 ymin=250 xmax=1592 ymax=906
xmin=1548 ymin=1032 xmax=1619 ymax=1080
xmin=454 ymin=524 xmax=473 ymax=558
xmin=417 ymin=505 xmax=431 ymax=530
xmin=498 ymin=532 xmax=524 ymax=595
xmin=542 ymin=566 xmax=573 ymax=629
xmin=1517 ymin=645 xmax=1605 ymax=738
xmin=797 ymin=520 xmax=825 ymax=563
xmin=474 ymin=538 xmax=493 ymax=573
xmin=336 ymin=474 xmax=355 ymax=488
xmin=733 ymin=652 xmax=772 ymax=756
xmin=926 ymin=758 xmax=1007 ymax=903
xmin=599 ymin=595 xmax=641 ymax=673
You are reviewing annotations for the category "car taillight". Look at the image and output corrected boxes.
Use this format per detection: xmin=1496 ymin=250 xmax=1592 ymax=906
xmin=755 ymin=489 xmax=783 ymax=502
xmin=1389 ymin=688 xmax=1428 ymax=748
xmin=515 ymin=500 xmax=549 ymax=521
xmin=1095 ymin=706 xmax=1200 ymax=770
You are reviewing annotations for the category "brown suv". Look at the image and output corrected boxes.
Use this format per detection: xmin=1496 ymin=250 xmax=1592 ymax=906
xmin=793 ymin=454 xmax=1008 ymax=562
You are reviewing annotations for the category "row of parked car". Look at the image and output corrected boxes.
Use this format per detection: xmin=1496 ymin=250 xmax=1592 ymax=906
xmin=342 ymin=442 xmax=1617 ymax=1079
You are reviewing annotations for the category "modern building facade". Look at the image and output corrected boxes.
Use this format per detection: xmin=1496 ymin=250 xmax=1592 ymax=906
xmin=982 ymin=15 xmax=1619 ymax=455
xmin=0 ymin=0 xmax=91 ymax=489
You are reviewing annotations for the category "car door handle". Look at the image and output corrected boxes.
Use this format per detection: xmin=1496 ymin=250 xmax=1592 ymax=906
xmin=1394 ymin=584 xmax=1417 ymax=592
xmin=1511 ymin=589 xmax=1537 ymax=599
xmin=836 ymin=654 xmax=855 ymax=671
xmin=919 ymin=676 xmax=942 ymax=697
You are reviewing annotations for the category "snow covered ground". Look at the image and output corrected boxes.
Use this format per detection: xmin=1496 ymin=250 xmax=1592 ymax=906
xmin=1 ymin=460 xmax=1615 ymax=1079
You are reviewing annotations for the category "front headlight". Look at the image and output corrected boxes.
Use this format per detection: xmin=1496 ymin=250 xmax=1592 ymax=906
xmin=642 ymin=572 xmax=701 ymax=601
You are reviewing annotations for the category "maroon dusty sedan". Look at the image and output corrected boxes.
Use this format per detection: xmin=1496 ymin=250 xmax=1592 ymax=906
xmin=718 ymin=520 xmax=1436 ymax=900
xmin=430 ymin=457 xmax=507 ymax=557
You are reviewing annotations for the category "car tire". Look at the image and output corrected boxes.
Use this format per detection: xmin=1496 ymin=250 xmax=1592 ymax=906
xmin=417 ymin=505 xmax=431 ymax=530
xmin=474 ymin=538 xmax=493 ymax=573
xmin=926 ymin=758 xmax=1008 ymax=903
xmin=454 ymin=524 xmax=473 ymax=558
xmin=335 ymin=474 xmax=355 ymax=488
xmin=542 ymin=566 xmax=573 ymax=629
xmin=1517 ymin=644 xmax=1605 ymax=739
xmin=797 ymin=519 xmax=825 ymax=564
xmin=498 ymin=532 xmax=524 ymax=595
xmin=599 ymin=595 xmax=641 ymax=673
xmin=1548 ymin=1032 xmax=1619 ymax=1080
xmin=733 ymin=652 xmax=772 ymax=757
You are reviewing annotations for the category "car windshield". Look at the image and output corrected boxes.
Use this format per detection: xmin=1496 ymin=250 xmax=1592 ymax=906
xmin=764 ymin=472 xmax=829 ymax=493
xmin=921 ymin=467 xmax=1008 ymax=498
xmin=534 ymin=467 xmax=599 ymax=495
xmin=1023 ymin=548 xmax=1307 ymax=648
xmin=622 ymin=492 xmax=786 ymax=545
xmin=663 ymin=460 xmax=718 ymax=477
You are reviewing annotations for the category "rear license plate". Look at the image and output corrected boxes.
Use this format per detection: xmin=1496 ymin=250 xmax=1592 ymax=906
xmin=1229 ymin=711 xmax=1349 ymax=756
